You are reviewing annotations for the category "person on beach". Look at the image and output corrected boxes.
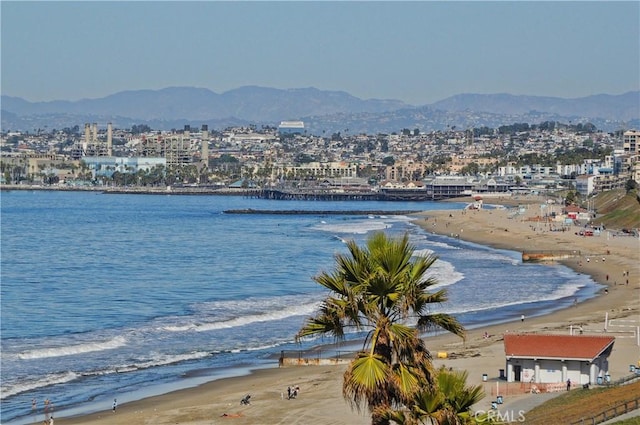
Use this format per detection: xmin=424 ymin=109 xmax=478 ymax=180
xmin=521 ymin=314 xmax=525 ymax=322
xmin=113 ymin=398 xmax=117 ymax=412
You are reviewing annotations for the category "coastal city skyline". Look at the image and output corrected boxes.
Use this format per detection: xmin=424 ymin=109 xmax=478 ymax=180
xmin=2 ymin=2 xmax=640 ymax=424
xmin=2 ymin=1 xmax=639 ymax=105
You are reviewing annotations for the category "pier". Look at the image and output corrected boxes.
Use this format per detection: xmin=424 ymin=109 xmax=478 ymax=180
xmin=258 ymin=188 xmax=382 ymax=201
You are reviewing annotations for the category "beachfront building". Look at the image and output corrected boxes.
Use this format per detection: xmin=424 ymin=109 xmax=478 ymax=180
xmin=421 ymin=176 xmax=510 ymax=200
xmin=503 ymin=334 xmax=615 ymax=387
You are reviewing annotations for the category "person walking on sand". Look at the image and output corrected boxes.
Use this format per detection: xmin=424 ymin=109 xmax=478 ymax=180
xmin=113 ymin=398 xmax=117 ymax=412
xmin=521 ymin=314 xmax=525 ymax=323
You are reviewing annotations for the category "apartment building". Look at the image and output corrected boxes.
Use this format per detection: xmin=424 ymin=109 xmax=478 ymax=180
xmin=623 ymin=130 xmax=639 ymax=155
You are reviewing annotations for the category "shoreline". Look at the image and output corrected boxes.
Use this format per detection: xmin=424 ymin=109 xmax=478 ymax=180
xmin=21 ymin=203 xmax=640 ymax=425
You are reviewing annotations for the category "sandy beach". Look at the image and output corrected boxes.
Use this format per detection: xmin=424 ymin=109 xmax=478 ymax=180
xmin=45 ymin=199 xmax=640 ymax=425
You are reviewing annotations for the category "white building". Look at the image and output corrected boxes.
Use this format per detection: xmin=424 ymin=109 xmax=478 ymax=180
xmin=575 ymin=175 xmax=596 ymax=196
xmin=83 ymin=157 xmax=166 ymax=178
xmin=504 ymin=334 xmax=615 ymax=387
xmin=278 ymin=121 xmax=305 ymax=135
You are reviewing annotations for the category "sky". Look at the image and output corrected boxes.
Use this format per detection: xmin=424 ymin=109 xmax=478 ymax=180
xmin=1 ymin=1 xmax=639 ymax=105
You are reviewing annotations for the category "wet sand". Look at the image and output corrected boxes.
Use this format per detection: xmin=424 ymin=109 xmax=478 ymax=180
xmin=47 ymin=199 xmax=640 ymax=425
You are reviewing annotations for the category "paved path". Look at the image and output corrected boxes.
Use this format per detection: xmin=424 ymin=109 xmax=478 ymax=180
xmin=492 ymin=391 xmax=564 ymax=422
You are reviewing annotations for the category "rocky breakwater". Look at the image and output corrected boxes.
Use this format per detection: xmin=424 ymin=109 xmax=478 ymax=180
xmin=522 ymin=250 xmax=582 ymax=263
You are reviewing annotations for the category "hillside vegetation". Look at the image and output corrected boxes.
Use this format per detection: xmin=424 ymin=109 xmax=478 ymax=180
xmin=593 ymin=189 xmax=640 ymax=231
xmin=523 ymin=380 xmax=640 ymax=425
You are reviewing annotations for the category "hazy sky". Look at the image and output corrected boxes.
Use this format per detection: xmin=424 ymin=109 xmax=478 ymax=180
xmin=2 ymin=1 xmax=639 ymax=105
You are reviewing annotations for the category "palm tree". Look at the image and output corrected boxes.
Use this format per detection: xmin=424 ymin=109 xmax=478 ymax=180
xmin=297 ymin=232 xmax=465 ymax=425
xmin=385 ymin=368 xmax=488 ymax=425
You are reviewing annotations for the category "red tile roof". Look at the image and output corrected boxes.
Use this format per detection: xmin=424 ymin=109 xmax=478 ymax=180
xmin=504 ymin=333 xmax=615 ymax=361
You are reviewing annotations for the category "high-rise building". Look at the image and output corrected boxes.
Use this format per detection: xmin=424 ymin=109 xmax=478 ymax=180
xmin=623 ymin=130 xmax=639 ymax=155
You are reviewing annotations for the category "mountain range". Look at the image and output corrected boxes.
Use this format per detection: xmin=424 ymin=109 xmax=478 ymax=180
xmin=2 ymin=86 xmax=638 ymax=134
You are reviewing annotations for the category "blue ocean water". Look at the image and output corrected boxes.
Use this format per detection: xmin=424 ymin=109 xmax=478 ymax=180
xmin=0 ymin=191 xmax=601 ymax=424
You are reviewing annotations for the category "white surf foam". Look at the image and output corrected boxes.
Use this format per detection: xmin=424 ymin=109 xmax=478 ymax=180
xmin=436 ymin=282 xmax=585 ymax=316
xmin=17 ymin=336 xmax=127 ymax=360
xmin=1 ymin=371 xmax=79 ymax=399
xmin=163 ymin=300 xmax=322 ymax=333
xmin=426 ymin=260 xmax=465 ymax=289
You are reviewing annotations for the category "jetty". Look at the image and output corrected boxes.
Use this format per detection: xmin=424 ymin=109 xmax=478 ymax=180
xmin=522 ymin=250 xmax=582 ymax=262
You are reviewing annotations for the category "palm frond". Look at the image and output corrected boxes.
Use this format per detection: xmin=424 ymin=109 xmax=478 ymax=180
xmin=343 ymin=352 xmax=390 ymax=409
xmin=296 ymin=314 xmax=344 ymax=341
xmin=417 ymin=313 xmax=466 ymax=339
xmin=392 ymin=362 xmax=421 ymax=397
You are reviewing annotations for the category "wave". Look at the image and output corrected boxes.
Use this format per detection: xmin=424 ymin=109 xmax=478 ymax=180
xmin=448 ymin=239 xmax=521 ymax=264
xmin=17 ymin=336 xmax=127 ymax=360
xmin=312 ymin=218 xmax=390 ymax=234
xmin=312 ymin=215 xmax=411 ymax=235
xmin=1 ymin=371 xmax=79 ymax=399
xmin=435 ymin=282 xmax=586 ymax=316
xmin=414 ymin=247 xmax=436 ymax=258
xmin=113 ymin=351 xmax=212 ymax=373
xmin=1 ymin=350 xmax=215 ymax=400
xmin=332 ymin=235 xmax=347 ymax=243
xmin=426 ymin=259 xmax=465 ymax=289
xmin=164 ymin=300 xmax=321 ymax=333
xmin=425 ymin=239 xmax=461 ymax=250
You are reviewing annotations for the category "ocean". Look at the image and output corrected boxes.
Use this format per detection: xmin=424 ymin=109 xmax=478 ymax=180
xmin=0 ymin=190 xmax=601 ymax=424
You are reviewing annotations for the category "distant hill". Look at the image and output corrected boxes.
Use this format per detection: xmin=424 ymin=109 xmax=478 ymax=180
xmin=0 ymin=86 xmax=407 ymax=122
xmin=1 ymin=87 xmax=638 ymax=133
xmin=431 ymin=92 xmax=639 ymax=122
